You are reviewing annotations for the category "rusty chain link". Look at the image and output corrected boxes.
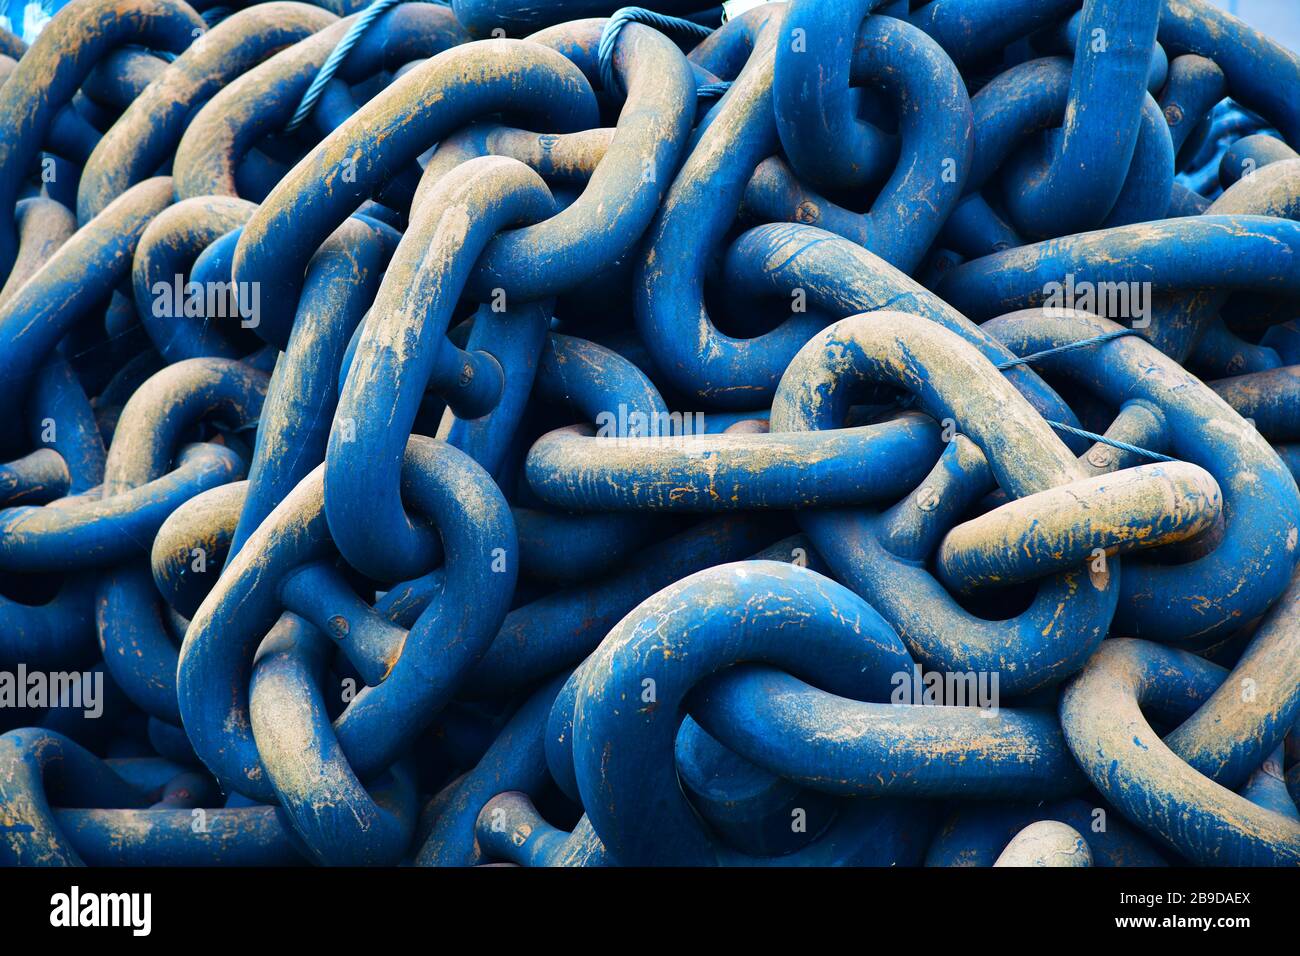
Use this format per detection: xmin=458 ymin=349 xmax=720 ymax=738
xmin=1 ymin=0 xmax=1299 ymax=872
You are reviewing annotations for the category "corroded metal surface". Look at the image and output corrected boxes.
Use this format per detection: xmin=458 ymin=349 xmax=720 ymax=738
xmin=1 ymin=0 xmax=1299 ymax=871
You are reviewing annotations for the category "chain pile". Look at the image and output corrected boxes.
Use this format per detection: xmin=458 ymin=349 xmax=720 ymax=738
xmin=2 ymin=0 xmax=1300 ymax=868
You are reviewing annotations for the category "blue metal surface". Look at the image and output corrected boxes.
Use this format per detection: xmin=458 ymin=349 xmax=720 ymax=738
xmin=0 ymin=0 xmax=1297 ymax=869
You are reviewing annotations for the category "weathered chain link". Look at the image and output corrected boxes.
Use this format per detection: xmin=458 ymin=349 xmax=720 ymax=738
xmin=2 ymin=0 xmax=1300 ymax=869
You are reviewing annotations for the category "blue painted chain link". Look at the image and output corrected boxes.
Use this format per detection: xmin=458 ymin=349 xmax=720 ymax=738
xmin=0 ymin=0 xmax=1298 ymax=873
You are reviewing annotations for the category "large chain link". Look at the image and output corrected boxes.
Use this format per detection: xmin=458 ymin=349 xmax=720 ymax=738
xmin=2 ymin=0 xmax=1300 ymax=869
